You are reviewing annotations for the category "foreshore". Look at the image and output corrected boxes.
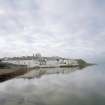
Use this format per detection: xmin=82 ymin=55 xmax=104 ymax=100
xmin=0 ymin=68 xmax=28 ymax=82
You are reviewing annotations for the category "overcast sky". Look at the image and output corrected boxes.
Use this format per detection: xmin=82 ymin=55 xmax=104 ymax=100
xmin=0 ymin=0 xmax=105 ymax=62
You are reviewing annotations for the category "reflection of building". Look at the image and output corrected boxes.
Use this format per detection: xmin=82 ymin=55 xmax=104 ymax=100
xmin=20 ymin=67 xmax=80 ymax=78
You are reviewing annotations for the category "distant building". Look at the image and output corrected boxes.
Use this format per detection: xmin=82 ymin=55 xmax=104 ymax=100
xmin=35 ymin=53 xmax=41 ymax=58
xmin=2 ymin=53 xmax=79 ymax=67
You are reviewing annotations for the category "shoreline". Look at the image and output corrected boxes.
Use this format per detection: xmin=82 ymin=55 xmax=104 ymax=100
xmin=0 ymin=62 xmax=94 ymax=82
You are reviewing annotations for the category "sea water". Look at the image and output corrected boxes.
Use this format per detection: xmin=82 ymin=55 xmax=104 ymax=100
xmin=0 ymin=64 xmax=105 ymax=105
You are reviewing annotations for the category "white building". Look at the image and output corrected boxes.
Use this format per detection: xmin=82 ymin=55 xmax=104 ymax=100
xmin=3 ymin=53 xmax=79 ymax=67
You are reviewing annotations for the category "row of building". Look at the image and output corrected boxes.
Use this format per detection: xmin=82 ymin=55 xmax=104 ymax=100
xmin=3 ymin=53 xmax=79 ymax=67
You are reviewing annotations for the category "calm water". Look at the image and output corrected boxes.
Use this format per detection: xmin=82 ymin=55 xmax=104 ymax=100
xmin=0 ymin=64 xmax=105 ymax=105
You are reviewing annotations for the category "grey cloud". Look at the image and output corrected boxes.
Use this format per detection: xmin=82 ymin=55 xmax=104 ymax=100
xmin=0 ymin=0 xmax=105 ymax=62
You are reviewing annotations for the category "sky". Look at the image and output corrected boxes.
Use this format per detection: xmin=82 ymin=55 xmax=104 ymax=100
xmin=0 ymin=0 xmax=105 ymax=63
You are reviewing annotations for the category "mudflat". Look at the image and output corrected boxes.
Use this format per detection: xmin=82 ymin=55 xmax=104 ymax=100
xmin=0 ymin=68 xmax=28 ymax=82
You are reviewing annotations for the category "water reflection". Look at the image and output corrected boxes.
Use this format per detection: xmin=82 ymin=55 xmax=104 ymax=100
xmin=20 ymin=67 xmax=85 ymax=79
xmin=0 ymin=65 xmax=105 ymax=105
